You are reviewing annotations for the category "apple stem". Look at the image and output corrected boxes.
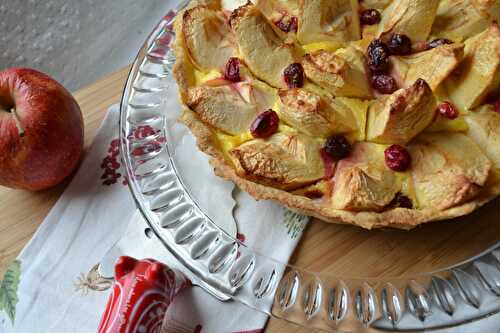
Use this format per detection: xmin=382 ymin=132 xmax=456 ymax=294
xmin=10 ymin=108 xmax=25 ymax=137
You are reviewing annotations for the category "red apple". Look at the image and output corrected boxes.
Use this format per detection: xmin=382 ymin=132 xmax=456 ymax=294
xmin=0 ymin=68 xmax=84 ymax=191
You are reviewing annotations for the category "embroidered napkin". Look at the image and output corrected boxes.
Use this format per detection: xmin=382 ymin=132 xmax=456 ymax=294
xmin=0 ymin=105 xmax=309 ymax=333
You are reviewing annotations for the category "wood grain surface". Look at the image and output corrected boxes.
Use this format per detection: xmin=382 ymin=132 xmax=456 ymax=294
xmin=0 ymin=66 xmax=498 ymax=333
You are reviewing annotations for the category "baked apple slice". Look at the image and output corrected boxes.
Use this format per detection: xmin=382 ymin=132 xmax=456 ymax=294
xmin=254 ymin=0 xmax=300 ymax=34
xmin=409 ymin=132 xmax=491 ymax=210
xmin=182 ymin=5 xmax=236 ymax=71
xmin=471 ymin=0 xmax=500 ymax=22
xmin=331 ymin=142 xmax=402 ymax=211
xmin=431 ymin=0 xmax=490 ymax=41
xmin=366 ymin=79 xmax=436 ymax=144
xmin=303 ymin=46 xmax=372 ymax=98
xmin=277 ymin=89 xmax=358 ymax=137
xmin=230 ymin=4 xmax=298 ymax=88
xmin=390 ymin=44 xmax=464 ymax=91
xmin=360 ymin=0 xmax=392 ymax=11
xmin=255 ymin=0 xmax=300 ymax=16
xmin=445 ymin=23 xmax=500 ymax=111
xmin=187 ymin=84 xmax=259 ymax=135
xmin=465 ymin=105 xmax=500 ymax=191
xmin=297 ymin=0 xmax=361 ymax=44
xmin=377 ymin=0 xmax=440 ymax=42
xmin=228 ymin=132 xmax=325 ymax=189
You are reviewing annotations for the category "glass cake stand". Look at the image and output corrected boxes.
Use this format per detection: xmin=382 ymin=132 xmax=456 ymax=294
xmin=119 ymin=2 xmax=500 ymax=331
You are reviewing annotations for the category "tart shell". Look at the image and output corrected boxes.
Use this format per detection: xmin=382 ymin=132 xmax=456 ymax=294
xmin=172 ymin=0 xmax=499 ymax=230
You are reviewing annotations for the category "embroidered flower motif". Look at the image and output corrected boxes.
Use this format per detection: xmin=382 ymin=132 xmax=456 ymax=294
xmin=101 ymin=125 xmax=164 ymax=186
xmin=283 ymin=209 xmax=309 ymax=239
xmin=0 ymin=260 xmax=21 ymax=325
xmin=236 ymin=233 xmax=246 ymax=243
xmin=75 ymin=263 xmax=114 ymax=295
xmin=100 ymin=139 xmax=122 ymax=186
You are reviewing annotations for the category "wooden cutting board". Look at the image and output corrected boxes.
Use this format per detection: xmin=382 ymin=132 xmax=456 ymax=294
xmin=0 ymin=66 xmax=498 ymax=333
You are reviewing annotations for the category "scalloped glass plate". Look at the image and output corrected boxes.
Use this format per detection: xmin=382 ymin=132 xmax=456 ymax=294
xmin=119 ymin=2 xmax=500 ymax=331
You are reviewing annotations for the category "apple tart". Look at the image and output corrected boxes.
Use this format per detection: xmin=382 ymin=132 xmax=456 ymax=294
xmin=173 ymin=0 xmax=500 ymax=229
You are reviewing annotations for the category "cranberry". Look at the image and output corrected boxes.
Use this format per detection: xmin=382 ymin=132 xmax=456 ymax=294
xmin=391 ymin=192 xmax=413 ymax=209
xmin=250 ymin=110 xmax=279 ymax=138
xmin=324 ymin=135 xmax=352 ymax=160
xmin=224 ymin=57 xmax=241 ymax=82
xmin=360 ymin=9 xmax=381 ymax=25
xmin=367 ymin=39 xmax=390 ymax=73
xmin=372 ymin=74 xmax=398 ymax=94
xmin=426 ymin=38 xmax=452 ymax=50
xmin=385 ymin=144 xmax=411 ymax=171
xmin=283 ymin=63 xmax=304 ymax=88
xmin=387 ymin=34 xmax=412 ymax=55
xmin=304 ymin=190 xmax=324 ymax=199
xmin=275 ymin=16 xmax=298 ymax=33
xmin=437 ymin=101 xmax=459 ymax=119
xmin=493 ymin=99 xmax=500 ymax=113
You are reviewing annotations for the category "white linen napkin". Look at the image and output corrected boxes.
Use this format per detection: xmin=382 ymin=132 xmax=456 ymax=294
xmin=0 ymin=105 xmax=308 ymax=333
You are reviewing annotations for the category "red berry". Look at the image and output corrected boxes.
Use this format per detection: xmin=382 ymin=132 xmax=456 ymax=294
xmin=283 ymin=63 xmax=304 ymax=88
xmin=372 ymin=74 xmax=398 ymax=94
xmin=250 ymin=110 xmax=279 ymax=138
xmin=391 ymin=192 xmax=413 ymax=209
xmin=224 ymin=57 xmax=241 ymax=82
xmin=426 ymin=38 xmax=452 ymax=50
xmin=492 ymin=98 xmax=500 ymax=113
xmin=275 ymin=16 xmax=298 ymax=33
xmin=437 ymin=101 xmax=459 ymax=119
xmin=367 ymin=39 xmax=390 ymax=73
xmin=384 ymin=144 xmax=411 ymax=171
xmin=360 ymin=9 xmax=381 ymax=25
xmin=324 ymin=135 xmax=352 ymax=160
xmin=387 ymin=34 xmax=412 ymax=55
xmin=304 ymin=190 xmax=324 ymax=199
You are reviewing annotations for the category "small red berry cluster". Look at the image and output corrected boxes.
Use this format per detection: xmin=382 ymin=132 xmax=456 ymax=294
xmin=236 ymin=233 xmax=246 ymax=243
xmin=275 ymin=15 xmax=298 ymax=33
